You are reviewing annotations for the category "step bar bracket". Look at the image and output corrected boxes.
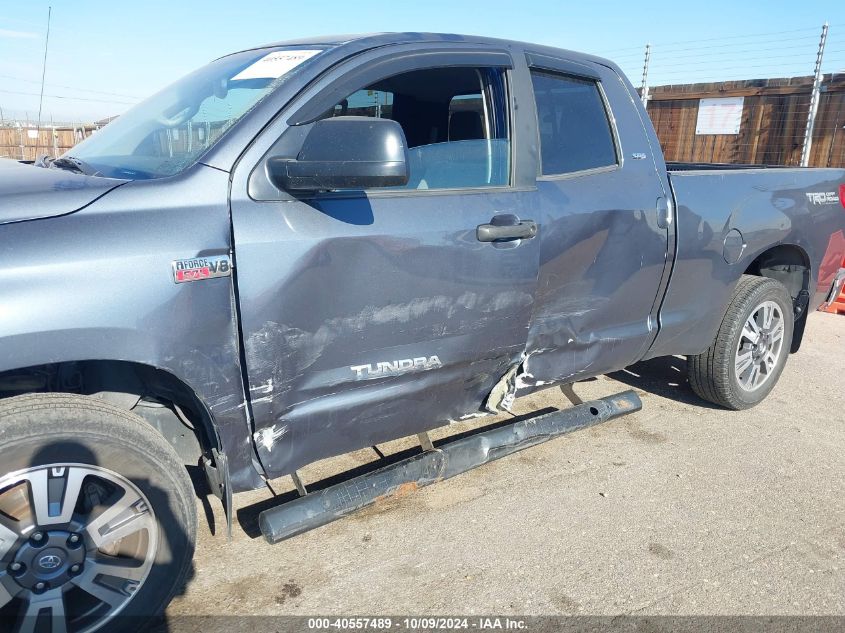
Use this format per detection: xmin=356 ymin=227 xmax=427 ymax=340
xmin=258 ymin=390 xmax=641 ymax=544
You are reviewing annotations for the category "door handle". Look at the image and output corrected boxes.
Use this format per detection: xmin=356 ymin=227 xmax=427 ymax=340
xmin=477 ymin=220 xmax=538 ymax=242
xmin=656 ymin=197 xmax=673 ymax=229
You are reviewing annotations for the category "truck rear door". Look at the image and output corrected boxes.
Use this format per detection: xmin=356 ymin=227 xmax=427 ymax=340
xmin=519 ymin=53 xmax=675 ymax=387
xmin=228 ymin=45 xmax=541 ymax=477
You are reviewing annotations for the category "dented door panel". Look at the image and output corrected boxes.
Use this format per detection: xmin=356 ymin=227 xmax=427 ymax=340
xmin=234 ymin=190 xmax=540 ymax=476
xmin=517 ymin=59 xmax=671 ymax=391
xmin=520 ymin=169 xmax=669 ymax=389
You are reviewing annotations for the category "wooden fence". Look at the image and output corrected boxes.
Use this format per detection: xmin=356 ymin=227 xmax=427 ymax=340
xmin=0 ymin=124 xmax=100 ymax=161
xmin=645 ymin=74 xmax=845 ymax=167
xmin=3 ymin=73 xmax=844 ymax=168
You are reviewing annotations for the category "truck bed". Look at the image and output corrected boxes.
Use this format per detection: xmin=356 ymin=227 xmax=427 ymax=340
xmin=646 ymin=165 xmax=845 ymax=360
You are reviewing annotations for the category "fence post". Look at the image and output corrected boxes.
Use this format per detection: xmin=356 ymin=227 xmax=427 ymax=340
xmin=800 ymin=22 xmax=828 ymax=167
xmin=640 ymin=43 xmax=651 ymax=108
xmin=51 ymin=115 xmax=58 ymax=158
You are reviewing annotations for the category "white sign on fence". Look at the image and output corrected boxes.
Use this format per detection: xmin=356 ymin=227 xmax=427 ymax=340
xmin=26 ymin=129 xmax=38 ymax=139
xmin=695 ymin=97 xmax=744 ymax=135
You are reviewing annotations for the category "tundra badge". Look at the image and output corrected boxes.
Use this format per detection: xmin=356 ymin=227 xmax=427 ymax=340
xmin=172 ymin=255 xmax=232 ymax=284
xmin=351 ymin=356 xmax=442 ymax=379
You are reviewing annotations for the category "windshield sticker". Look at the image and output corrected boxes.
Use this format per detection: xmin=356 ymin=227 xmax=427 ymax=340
xmin=232 ymin=49 xmax=322 ymax=81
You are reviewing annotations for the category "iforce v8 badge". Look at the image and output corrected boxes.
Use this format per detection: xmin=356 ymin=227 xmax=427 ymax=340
xmin=172 ymin=255 xmax=232 ymax=284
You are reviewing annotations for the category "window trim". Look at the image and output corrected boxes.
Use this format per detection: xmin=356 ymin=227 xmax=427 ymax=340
xmin=287 ymin=49 xmax=513 ymax=125
xmin=306 ymin=182 xmax=524 ymax=202
xmin=528 ymin=65 xmax=624 ymax=180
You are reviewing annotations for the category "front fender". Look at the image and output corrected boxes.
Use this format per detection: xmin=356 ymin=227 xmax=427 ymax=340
xmin=0 ymin=165 xmax=263 ymax=491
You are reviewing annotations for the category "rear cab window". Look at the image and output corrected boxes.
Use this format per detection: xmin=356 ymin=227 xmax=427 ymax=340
xmin=529 ymin=69 xmax=618 ymax=176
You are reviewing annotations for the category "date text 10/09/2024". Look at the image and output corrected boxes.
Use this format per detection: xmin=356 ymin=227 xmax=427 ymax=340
xmin=307 ymin=617 xmax=528 ymax=630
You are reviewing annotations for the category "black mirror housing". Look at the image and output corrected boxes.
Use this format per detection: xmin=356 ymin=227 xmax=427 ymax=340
xmin=268 ymin=117 xmax=410 ymax=192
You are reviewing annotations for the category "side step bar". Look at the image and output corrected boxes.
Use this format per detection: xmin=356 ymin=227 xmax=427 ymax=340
xmin=259 ymin=390 xmax=641 ymax=544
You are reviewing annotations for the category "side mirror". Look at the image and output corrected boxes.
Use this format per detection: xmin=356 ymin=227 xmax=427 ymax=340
xmin=268 ymin=117 xmax=410 ymax=192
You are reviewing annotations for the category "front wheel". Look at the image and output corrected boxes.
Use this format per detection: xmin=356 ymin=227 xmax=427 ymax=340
xmin=688 ymin=275 xmax=794 ymax=410
xmin=0 ymin=394 xmax=197 ymax=633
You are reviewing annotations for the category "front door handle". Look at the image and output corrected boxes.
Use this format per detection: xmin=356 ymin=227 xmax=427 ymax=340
xmin=477 ymin=220 xmax=538 ymax=242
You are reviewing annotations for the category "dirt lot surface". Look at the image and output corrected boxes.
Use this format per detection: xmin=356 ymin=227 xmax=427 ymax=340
xmin=167 ymin=312 xmax=845 ymax=619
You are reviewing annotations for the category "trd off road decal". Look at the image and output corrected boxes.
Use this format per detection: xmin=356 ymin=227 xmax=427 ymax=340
xmin=172 ymin=255 xmax=232 ymax=284
xmin=805 ymin=191 xmax=839 ymax=205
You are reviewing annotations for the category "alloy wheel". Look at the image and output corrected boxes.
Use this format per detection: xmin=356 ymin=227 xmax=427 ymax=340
xmin=0 ymin=463 xmax=157 ymax=632
xmin=734 ymin=300 xmax=786 ymax=392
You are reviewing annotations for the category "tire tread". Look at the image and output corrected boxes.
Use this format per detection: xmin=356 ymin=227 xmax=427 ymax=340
xmin=688 ymin=275 xmax=793 ymax=410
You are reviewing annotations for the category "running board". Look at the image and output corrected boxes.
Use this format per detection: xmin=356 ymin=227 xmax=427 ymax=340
xmin=258 ymin=390 xmax=641 ymax=544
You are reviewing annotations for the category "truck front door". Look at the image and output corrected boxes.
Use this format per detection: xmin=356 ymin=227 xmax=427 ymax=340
xmin=230 ymin=45 xmax=541 ymax=477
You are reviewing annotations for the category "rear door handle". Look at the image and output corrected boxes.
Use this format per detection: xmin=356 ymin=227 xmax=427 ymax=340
xmin=656 ymin=197 xmax=673 ymax=229
xmin=477 ymin=220 xmax=538 ymax=242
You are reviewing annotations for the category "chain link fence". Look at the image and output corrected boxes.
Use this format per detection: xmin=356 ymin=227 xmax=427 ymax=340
xmin=596 ymin=23 xmax=845 ymax=167
xmin=2 ymin=25 xmax=844 ymax=167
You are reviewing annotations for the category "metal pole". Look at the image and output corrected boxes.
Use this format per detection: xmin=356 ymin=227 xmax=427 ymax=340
xmin=640 ymin=43 xmax=651 ymax=108
xmin=34 ymin=6 xmax=52 ymax=160
xmin=800 ymin=22 xmax=828 ymax=167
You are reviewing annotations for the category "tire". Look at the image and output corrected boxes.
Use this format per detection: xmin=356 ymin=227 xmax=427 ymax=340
xmin=688 ymin=275 xmax=794 ymax=410
xmin=0 ymin=393 xmax=196 ymax=633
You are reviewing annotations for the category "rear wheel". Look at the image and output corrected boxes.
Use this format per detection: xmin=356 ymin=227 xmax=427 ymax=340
xmin=0 ymin=394 xmax=196 ymax=633
xmin=688 ymin=275 xmax=794 ymax=410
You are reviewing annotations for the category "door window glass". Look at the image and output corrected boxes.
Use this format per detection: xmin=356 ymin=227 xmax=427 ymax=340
xmin=530 ymin=70 xmax=617 ymax=175
xmin=324 ymin=66 xmax=510 ymax=190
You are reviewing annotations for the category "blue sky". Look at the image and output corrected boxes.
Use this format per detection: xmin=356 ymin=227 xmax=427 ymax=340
xmin=0 ymin=0 xmax=843 ymax=122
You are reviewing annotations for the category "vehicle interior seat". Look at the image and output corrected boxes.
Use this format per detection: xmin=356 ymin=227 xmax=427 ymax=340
xmin=448 ymin=110 xmax=484 ymax=141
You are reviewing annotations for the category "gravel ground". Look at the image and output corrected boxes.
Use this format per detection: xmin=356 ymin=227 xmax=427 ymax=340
xmin=166 ymin=312 xmax=845 ymax=621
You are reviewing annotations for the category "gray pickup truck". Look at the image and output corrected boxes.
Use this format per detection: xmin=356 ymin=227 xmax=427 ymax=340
xmin=1 ymin=32 xmax=844 ymax=632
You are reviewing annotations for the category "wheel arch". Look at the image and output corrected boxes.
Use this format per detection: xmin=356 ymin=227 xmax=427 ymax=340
xmin=742 ymin=242 xmax=812 ymax=352
xmin=0 ymin=359 xmax=222 ymax=466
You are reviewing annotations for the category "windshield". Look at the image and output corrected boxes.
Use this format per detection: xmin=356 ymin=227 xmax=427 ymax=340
xmin=67 ymin=47 xmax=325 ymax=180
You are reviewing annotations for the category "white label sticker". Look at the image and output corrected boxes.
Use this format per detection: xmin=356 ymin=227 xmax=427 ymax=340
xmin=232 ymin=49 xmax=322 ymax=81
xmin=695 ymin=97 xmax=744 ymax=135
